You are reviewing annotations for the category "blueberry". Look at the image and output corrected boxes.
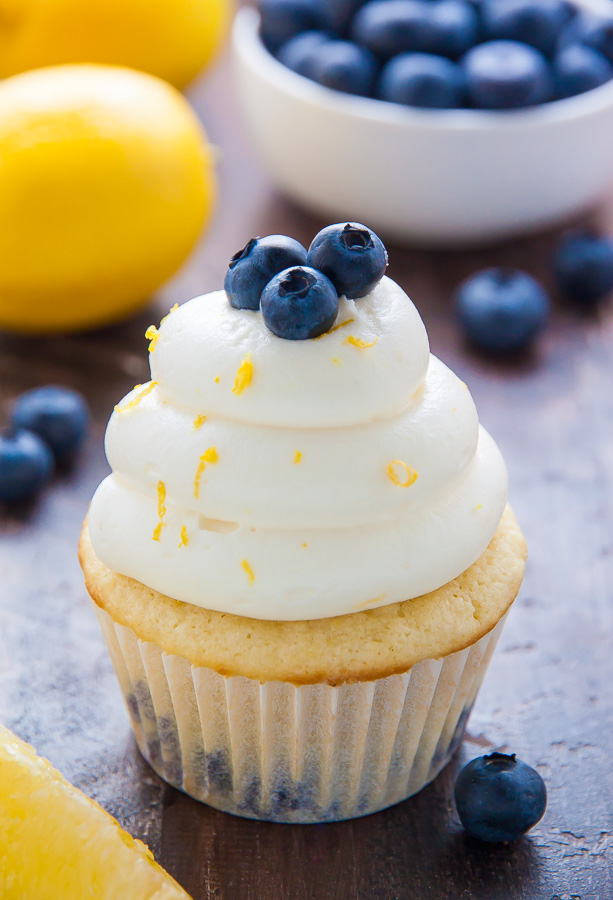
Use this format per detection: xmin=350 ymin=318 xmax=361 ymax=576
xmin=321 ymin=0 xmax=369 ymax=36
xmin=310 ymin=40 xmax=378 ymax=96
xmin=307 ymin=223 xmax=388 ymax=298
xmin=11 ymin=386 xmax=89 ymax=466
xmin=351 ymin=0 xmax=437 ymax=60
xmin=259 ymin=0 xmax=325 ymax=53
xmin=555 ymin=232 xmax=613 ymax=306
xmin=462 ymin=40 xmax=553 ymax=109
xmin=455 ymin=268 xmax=550 ymax=352
xmin=481 ymin=0 xmax=570 ymax=58
xmin=0 ymin=429 xmax=54 ymax=503
xmin=560 ymin=11 xmax=613 ymax=67
xmin=430 ymin=1 xmax=480 ymax=60
xmin=225 ymin=235 xmax=308 ymax=311
xmin=455 ymin=752 xmax=547 ymax=843
xmin=553 ymin=44 xmax=613 ymax=98
xmin=277 ymin=31 xmax=330 ymax=78
xmin=260 ymin=266 xmax=339 ymax=339
xmin=379 ymin=53 xmax=467 ymax=108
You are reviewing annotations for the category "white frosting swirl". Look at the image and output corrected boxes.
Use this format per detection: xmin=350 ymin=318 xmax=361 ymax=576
xmin=89 ymin=277 xmax=508 ymax=620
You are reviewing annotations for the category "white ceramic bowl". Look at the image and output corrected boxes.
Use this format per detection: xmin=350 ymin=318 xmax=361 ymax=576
xmin=233 ymin=3 xmax=613 ymax=245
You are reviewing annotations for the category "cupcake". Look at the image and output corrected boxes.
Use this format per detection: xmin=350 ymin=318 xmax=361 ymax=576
xmin=79 ymin=223 xmax=526 ymax=823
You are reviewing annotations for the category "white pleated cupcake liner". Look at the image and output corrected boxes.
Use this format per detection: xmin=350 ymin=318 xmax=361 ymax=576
xmin=94 ymin=605 xmax=506 ymax=823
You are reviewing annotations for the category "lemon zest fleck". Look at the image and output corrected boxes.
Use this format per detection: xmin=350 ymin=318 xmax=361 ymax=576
xmin=387 ymin=460 xmax=418 ymax=488
xmin=179 ymin=525 xmax=189 ymax=548
xmin=193 ymin=414 xmax=207 ymax=430
xmin=214 ymin=375 xmax=220 ymax=384
xmin=332 ymin=357 xmax=342 ymax=367
xmin=152 ymin=481 xmax=166 ymax=541
xmin=475 ymin=504 xmax=483 ymax=511
xmin=145 ymin=325 xmax=160 ymax=352
xmin=302 ymin=543 xmax=308 ymax=549
xmin=354 ymin=595 xmax=386 ymax=611
xmin=232 ymin=353 xmax=254 ymax=395
xmin=241 ymin=559 xmax=255 ymax=585
xmin=161 ymin=303 xmax=179 ymax=324
xmin=294 ymin=450 xmax=302 ymax=464
xmin=114 ymin=381 xmax=157 ymax=413
xmin=194 ymin=446 xmax=218 ymax=498
xmin=314 ymin=317 xmax=355 ymax=340
xmin=345 ymin=335 xmax=378 ymax=349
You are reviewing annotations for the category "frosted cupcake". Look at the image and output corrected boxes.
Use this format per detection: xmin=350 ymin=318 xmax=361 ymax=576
xmin=79 ymin=223 xmax=526 ymax=823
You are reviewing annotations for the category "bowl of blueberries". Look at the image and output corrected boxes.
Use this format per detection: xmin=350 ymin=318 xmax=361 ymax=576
xmin=233 ymin=0 xmax=613 ymax=244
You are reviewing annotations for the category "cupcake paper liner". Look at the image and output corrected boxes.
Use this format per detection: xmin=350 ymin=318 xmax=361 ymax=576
xmin=95 ymin=605 xmax=506 ymax=823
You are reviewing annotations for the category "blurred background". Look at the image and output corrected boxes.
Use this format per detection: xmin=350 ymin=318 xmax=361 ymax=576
xmin=0 ymin=1 xmax=612 ymax=898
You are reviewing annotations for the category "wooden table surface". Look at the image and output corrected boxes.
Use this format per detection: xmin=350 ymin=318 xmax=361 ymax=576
xmin=1 ymin=47 xmax=612 ymax=900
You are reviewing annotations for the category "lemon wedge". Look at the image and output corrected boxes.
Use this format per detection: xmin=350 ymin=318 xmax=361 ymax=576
xmin=0 ymin=723 xmax=191 ymax=899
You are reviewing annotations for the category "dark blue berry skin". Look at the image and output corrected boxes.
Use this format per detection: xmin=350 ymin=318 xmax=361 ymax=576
xmin=379 ymin=52 xmax=467 ymax=108
xmin=11 ymin=386 xmax=89 ymax=466
xmin=455 ymin=753 xmax=547 ymax=843
xmin=455 ymin=268 xmax=550 ymax=352
xmin=225 ymin=235 xmax=308 ymax=311
xmin=430 ymin=1 xmax=480 ymax=60
xmin=462 ymin=40 xmax=553 ymax=109
xmin=259 ymin=0 xmax=325 ymax=53
xmin=310 ymin=40 xmax=378 ymax=96
xmin=277 ymin=31 xmax=330 ymax=78
xmin=555 ymin=232 xmax=613 ymax=306
xmin=481 ymin=0 xmax=570 ymax=58
xmin=321 ymin=0 xmax=369 ymax=36
xmin=0 ymin=429 xmax=54 ymax=503
xmin=351 ymin=0 xmax=437 ymax=60
xmin=307 ymin=223 xmax=388 ymax=299
xmin=560 ymin=11 xmax=613 ymax=67
xmin=553 ymin=44 xmax=613 ymax=99
xmin=260 ymin=266 xmax=339 ymax=339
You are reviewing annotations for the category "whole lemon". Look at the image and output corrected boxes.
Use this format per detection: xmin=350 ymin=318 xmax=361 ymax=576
xmin=0 ymin=0 xmax=229 ymax=88
xmin=0 ymin=65 xmax=216 ymax=334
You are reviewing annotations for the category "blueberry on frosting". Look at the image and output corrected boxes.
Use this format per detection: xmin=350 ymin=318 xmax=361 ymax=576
xmin=307 ymin=223 xmax=388 ymax=299
xmin=260 ymin=266 xmax=339 ymax=339
xmin=224 ymin=234 xmax=308 ymax=311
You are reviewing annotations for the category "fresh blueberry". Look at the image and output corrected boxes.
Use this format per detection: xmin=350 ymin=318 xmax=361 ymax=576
xmin=455 ymin=268 xmax=550 ymax=352
xmin=307 ymin=222 xmax=388 ymax=298
xmin=455 ymin=752 xmax=547 ymax=843
xmin=560 ymin=11 xmax=613 ymax=67
xmin=351 ymin=0 xmax=437 ymax=60
xmin=555 ymin=232 xmax=613 ymax=306
xmin=379 ymin=53 xmax=467 ymax=108
xmin=11 ymin=386 xmax=89 ymax=466
xmin=0 ymin=429 xmax=54 ymax=503
xmin=481 ymin=0 xmax=570 ymax=58
xmin=277 ymin=31 xmax=330 ymax=78
xmin=259 ymin=0 xmax=326 ymax=53
xmin=310 ymin=40 xmax=378 ymax=96
xmin=429 ymin=1 xmax=480 ymax=60
xmin=260 ymin=266 xmax=339 ymax=339
xmin=462 ymin=40 xmax=553 ymax=109
xmin=225 ymin=235 xmax=308 ymax=311
xmin=553 ymin=44 xmax=613 ymax=98
xmin=321 ymin=0 xmax=369 ymax=36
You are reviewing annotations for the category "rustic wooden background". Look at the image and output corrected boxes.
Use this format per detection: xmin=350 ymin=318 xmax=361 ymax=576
xmin=0 ymin=44 xmax=612 ymax=900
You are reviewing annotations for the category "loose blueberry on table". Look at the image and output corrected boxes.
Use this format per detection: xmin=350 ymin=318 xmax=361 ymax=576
xmin=455 ymin=267 xmax=551 ymax=353
xmin=261 ymin=0 xmax=613 ymax=108
xmin=0 ymin=429 xmax=54 ymax=504
xmin=555 ymin=231 xmax=613 ymax=306
xmin=224 ymin=222 xmax=388 ymax=340
xmin=454 ymin=752 xmax=547 ymax=842
xmin=11 ymin=386 xmax=90 ymax=466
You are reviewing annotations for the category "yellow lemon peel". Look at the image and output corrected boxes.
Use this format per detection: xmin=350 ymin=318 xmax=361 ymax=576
xmin=314 ymin=318 xmax=355 ymax=339
xmin=241 ymin=559 xmax=255 ymax=585
xmin=232 ymin=353 xmax=253 ymax=395
xmin=152 ymin=481 xmax=166 ymax=541
xmin=161 ymin=303 xmax=179 ymax=324
xmin=114 ymin=381 xmax=157 ymax=413
xmin=145 ymin=324 xmax=160 ymax=352
xmin=214 ymin=375 xmax=220 ymax=384
xmin=194 ymin=446 xmax=218 ymax=498
xmin=387 ymin=460 xmax=419 ymax=488
xmin=179 ymin=525 xmax=189 ymax=547
xmin=294 ymin=451 xmax=302 ymax=464
xmin=345 ymin=335 xmax=378 ymax=349
xmin=193 ymin=414 xmax=207 ymax=430
xmin=332 ymin=357 xmax=342 ymax=367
